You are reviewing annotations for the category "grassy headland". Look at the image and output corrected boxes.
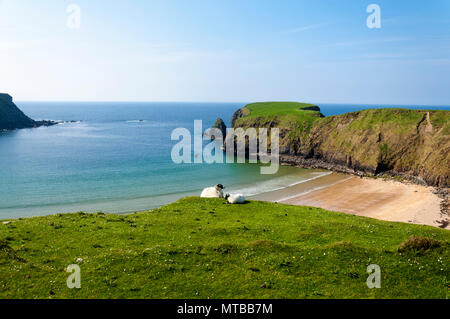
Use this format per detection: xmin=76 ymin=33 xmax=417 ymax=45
xmin=1 ymin=197 xmax=448 ymax=299
xmin=232 ymin=102 xmax=324 ymax=140
xmin=229 ymin=102 xmax=450 ymax=187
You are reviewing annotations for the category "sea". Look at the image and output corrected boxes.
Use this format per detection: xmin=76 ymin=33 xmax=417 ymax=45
xmin=1 ymin=102 xmax=449 ymax=219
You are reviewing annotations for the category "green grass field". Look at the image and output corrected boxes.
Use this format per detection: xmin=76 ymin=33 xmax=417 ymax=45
xmin=238 ymin=102 xmax=450 ymax=134
xmin=319 ymin=107 xmax=450 ymax=134
xmin=233 ymin=102 xmax=325 ymax=138
xmin=1 ymin=197 xmax=448 ymax=299
xmin=243 ymin=102 xmax=320 ymax=117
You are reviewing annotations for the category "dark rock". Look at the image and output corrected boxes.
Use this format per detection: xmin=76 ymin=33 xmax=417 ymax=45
xmin=205 ymin=117 xmax=227 ymax=140
xmin=300 ymin=105 xmax=325 ymax=117
xmin=0 ymin=93 xmax=58 ymax=131
xmin=231 ymin=108 xmax=249 ymax=128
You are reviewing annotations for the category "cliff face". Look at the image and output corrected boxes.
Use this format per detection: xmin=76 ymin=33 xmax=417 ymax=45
xmin=0 ymin=93 xmax=36 ymax=130
xmin=0 ymin=93 xmax=56 ymax=131
xmin=230 ymin=102 xmax=325 ymax=155
xmin=228 ymin=102 xmax=450 ymax=187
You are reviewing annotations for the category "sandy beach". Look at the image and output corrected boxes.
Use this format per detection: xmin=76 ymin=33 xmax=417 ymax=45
xmin=251 ymin=173 xmax=449 ymax=229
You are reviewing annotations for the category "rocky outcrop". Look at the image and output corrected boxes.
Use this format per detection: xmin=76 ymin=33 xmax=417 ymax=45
xmin=205 ymin=118 xmax=227 ymax=140
xmin=297 ymin=105 xmax=322 ymax=113
xmin=231 ymin=108 xmax=249 ymax=128
xmin=213 ymin=118 xmax=227 ymax=138
xmin=227 ymin=103 xmax=450 ymax=188
xmin=0 ymin=93 xmax=57 ymax=131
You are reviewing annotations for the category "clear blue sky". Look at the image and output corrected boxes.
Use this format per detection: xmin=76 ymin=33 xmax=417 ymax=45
xmin=1 ymin=0 xmax=449 ymax=105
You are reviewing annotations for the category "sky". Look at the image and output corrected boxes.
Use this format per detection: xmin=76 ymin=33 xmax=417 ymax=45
xmin=0 ymin=0 xmax=449 ymax=105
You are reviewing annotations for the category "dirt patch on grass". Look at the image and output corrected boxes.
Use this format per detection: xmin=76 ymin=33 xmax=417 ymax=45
xmin=0 ymin=240 xmax=25 ymax=262
xmin=398 ymin=236 xmax=442 ymax=253
xmin=214 ymin=243 xmax=237 ymax=255
xmin=331 ymin=241 xmax=357 ymax=250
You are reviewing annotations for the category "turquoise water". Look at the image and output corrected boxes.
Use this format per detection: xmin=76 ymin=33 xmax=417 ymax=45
xmin=1 ymin=102 xmax=448 ymax=219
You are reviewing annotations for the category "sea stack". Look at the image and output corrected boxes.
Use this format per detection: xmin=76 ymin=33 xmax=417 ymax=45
xmin=205 ymin=117 xmax=227 ymax=140
xmin=0 ymin=93 xmax=57 ymax=131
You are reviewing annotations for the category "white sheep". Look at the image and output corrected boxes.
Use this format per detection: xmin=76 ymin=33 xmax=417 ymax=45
xmin=225 ymin=193 xmax=246 ymax=204
xmin=200 ymin=184 xmax=225 ymax=198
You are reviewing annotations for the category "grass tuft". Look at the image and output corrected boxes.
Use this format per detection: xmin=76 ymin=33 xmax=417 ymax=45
xmin=398 ymin=236 xmax=442 ymax=253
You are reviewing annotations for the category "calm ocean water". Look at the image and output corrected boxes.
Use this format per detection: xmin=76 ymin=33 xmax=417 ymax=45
xmin=1 ymin=102 xmax=449 ymax=219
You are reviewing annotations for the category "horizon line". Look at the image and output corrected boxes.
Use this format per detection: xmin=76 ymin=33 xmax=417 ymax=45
xmin=12 ymin=100 xmax=450 ymax=107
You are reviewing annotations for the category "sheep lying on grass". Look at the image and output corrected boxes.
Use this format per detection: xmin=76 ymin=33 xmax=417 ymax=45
xmin=200 ymin=184 xmax=225 ymax=198
xmin=225 ymin=193 xmax=246 ymax=204
xmin=200 ymin=184 xmax=246 ymax=204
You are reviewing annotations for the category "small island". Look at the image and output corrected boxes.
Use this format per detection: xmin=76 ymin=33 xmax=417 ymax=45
xmin=0 ymin=93 xmax=57 ymax=131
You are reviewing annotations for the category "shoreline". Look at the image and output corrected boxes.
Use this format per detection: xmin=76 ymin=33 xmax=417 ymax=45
xmin=1 ymin=165 xmax=448 ymax=229
xmin=0 ymin=167 xmax=329 ymax=220
xmin=250 ymin=171 xmax=351 ymax=202
xmin=279 ymin=154 xmax=438 ymax=187
xmin=251 ymin=172 xmax=449 ymax=229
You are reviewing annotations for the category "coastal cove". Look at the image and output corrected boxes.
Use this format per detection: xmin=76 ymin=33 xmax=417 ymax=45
xmin=2 ymin=0 xmax=450 ymax=302
xmin=0 ymin=101 xmax=449 ymax=223
xmin=1 ymin=100 xmax=449 ymax=300
xmin=0 ymin=101 xmax=312 ymax=219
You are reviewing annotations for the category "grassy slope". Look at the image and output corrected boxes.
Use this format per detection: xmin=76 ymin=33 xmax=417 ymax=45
xmin=231 ymin=102 xmax=450 ymax=186
xmin=243 ymin=102 xmax=319 ymax=118
xmin=1 ymin=197 xmax=448 ymax=299
xmin=233 ymin=102 xmax=323 ymax=137
xmin=231 ymin=102 xmax=324 ymax=153
xmin=308 ymin=108 xmax=450 ymax=185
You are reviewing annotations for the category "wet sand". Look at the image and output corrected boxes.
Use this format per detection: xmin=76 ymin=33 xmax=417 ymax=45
xmin=251 ymin=173 xmax=448 ymax=229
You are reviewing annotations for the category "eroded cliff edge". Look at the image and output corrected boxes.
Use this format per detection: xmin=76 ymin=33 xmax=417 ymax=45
xmin=0 ymin=93 xmax=56 ymax=131
xmin=228 ymin=102 xmax=450 ymax=188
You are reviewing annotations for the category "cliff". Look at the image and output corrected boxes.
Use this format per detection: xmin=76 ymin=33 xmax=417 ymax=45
xmin=0 ymin=93 xmax=56 ymax=131
xmin=228 ymin=102 xmax=450 ymax=187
